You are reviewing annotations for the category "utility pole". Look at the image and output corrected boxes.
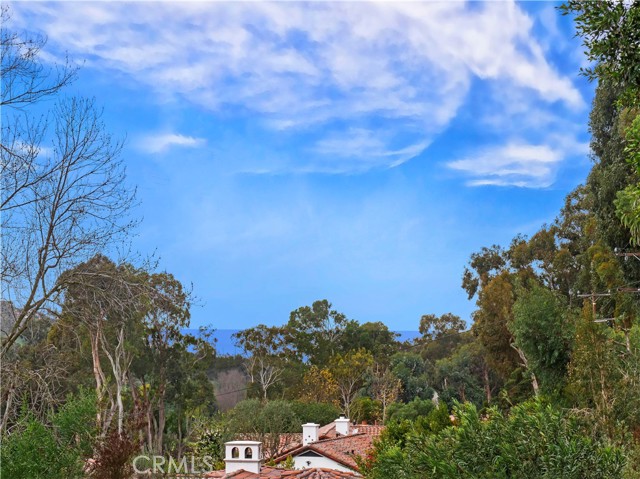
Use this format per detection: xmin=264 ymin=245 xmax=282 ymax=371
xmin=575 ymin=249 xmax=640 ymax=323
xmin=578 ymin=288 xmax=640 ymax=324
xmin=613 ymin=248 xmax=640 ymax=262
xmin=577 ymin=292 xmax=611 ymax=319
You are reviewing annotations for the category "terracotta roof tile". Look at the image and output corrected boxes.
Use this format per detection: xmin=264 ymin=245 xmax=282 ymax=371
xmin=275 ymin=433 xmax=377 ymax=471
xmin=204 ymin=467 xmax=360 ymax=479
xmin=351 ymin=425 xmax=383 ymax=437
xmin=276 ymin=423 xmax=382 ymax=461
xmin=318 ymin=423 xmax=336 ymax=439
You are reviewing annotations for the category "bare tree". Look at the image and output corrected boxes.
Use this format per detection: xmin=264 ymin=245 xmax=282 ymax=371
xmin=1 ymin=5 xmax=76 ymax=110
xmin=370 ymin=364 xmax=402 ymax=422
xmin=245 ymin=354 xmax=285 ymax=401
xmin=0 ymin=339 xmax=69 ymax=435
xmin=1 ymin=5 xmax=76 ymax=212
xmin=1 ymin=11 xmax=136 ymax=356
xmin=233 ymin=325 xmax=291 ymax=401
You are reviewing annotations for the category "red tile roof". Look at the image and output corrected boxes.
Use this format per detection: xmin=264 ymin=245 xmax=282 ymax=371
xmin=351 ymin=425 xmax=384 ymax=437
xmin=275 ymin=433 xmax=377 ymax=472
xmin=276 ymin=423 xmax=383 ymax=461
xmin=211 ymin=422 xmax=383 ymax=478
xmin=318 ymin=423 xmax=337 ymax=439
xmin=205 ymin=466 xmax=360 ymax=478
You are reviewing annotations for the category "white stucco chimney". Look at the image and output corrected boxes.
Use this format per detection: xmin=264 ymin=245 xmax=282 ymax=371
xmin=334 ymin=416 xmax=350 ymax=436
xmin=224 ymin=441 xmax=262 ymax=474
xmin=302 ymin=423 xmax=319 ymax=445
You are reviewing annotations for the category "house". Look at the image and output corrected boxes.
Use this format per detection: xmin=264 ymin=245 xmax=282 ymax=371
xmin=273 ymin=417 xmax=383 ymax=473
xmin=205 ymin=440 xmax=361 ymax=479
xmin=206 ymin=417 xmax=383 ymax=479
xmin=205 ymin=465 xmax=360 ymax=479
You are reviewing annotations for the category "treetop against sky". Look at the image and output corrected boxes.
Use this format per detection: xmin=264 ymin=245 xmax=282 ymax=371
xmin=8 ymin=1 xmax=595 ymax=329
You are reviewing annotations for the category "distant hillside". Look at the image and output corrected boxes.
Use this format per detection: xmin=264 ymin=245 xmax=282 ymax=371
xmin=0 ymin=301 xmax=18 ymax=337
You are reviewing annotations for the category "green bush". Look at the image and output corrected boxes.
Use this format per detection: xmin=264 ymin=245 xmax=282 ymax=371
xmin=290 ymin=401 xmax=341 ymax=426
xmin=386 ymin=398 xmax=435 ymax=423
xmin=351 ymin=397 xmax=382 ymax=424
xmin=1 ymin=391 xmax=96 ymax=479
xmin=367 ymin=399 xmax=626 ymax=479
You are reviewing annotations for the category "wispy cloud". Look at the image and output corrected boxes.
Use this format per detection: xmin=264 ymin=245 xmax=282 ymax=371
xmin=447 ymin=140 xmax=588 ymax=188
xmin=11 ymin=1 xmax=585 ymax=176
xmin=310 ymin=129 xmax=430 ymax=173
xmin=136 ymin=133 xmax=206 ymax=154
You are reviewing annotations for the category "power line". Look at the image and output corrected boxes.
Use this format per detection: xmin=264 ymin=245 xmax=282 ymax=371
xmin=215 ymin=386 xmax=251 ymax=397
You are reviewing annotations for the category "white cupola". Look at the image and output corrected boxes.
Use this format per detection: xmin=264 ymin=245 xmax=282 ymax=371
xmin=224 ymin=440 xmax=262 ymax=474
xmin=302 ymin=423 xmax=319 ymax=445
xmin=334 ymin=416 xmax=350 ymax=436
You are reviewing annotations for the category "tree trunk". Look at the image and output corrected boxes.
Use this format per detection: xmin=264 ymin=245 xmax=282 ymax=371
xmin=147 ymin=402 xmax=154 ymax=450
xmin=102 ymin=325 xmax=130 ymax=435
xmin=483 ymin=363 xmax=492 ymax=403
xmin=512 ymin=343 xmax=539 ymax=396
xmin=156 ymin=383 xmax=166 ymax=454
xmin=0 ymin=385 xmax=14 ymax=435
xmin=90 ymin=325 xmax=107 ymax=432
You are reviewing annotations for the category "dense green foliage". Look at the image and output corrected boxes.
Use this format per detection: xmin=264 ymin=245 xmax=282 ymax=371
xmin=365 ymin=400 xmax=626 ymax=479
xmin=1 ymin=391 xmax=96 ymax=479
xmin=511 ymin=284 xmax=573 ymax=394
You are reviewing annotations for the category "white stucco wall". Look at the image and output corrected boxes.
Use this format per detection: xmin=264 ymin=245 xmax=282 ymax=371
xmin=293 ymin=454 xmax=354 ymax=473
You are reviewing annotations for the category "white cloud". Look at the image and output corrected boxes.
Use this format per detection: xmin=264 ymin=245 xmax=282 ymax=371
xmin=311 ymin=128 xmax=429 ymax=172
xmin=137 ymin=133 xmax=206 ymax=154
xmin=447 ymin=142 xmax=580 ymax=188
xmin=11 ymin=1 xmax=585 ymax=176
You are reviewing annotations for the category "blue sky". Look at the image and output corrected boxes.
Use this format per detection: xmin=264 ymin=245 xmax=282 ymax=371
xmin=11 ymin=1 xmax=595 ymax=331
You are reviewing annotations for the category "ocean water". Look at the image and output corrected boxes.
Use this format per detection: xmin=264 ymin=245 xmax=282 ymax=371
xmin=185 ymin=329 xmax=421 ymax=356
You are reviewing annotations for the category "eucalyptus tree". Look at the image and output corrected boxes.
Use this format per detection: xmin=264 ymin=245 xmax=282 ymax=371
xmin=233 ymin=325 xmax=293 ymax=401
xmin=59 ymin=255 xmax=146 ymax=436
xmin=328 ymin=348 xmax=374 ymax=418
xmin=286 ymin=299 xmax=354 ymax=365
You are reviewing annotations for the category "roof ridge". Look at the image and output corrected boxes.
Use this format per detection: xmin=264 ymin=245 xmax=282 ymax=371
xmin=310 ymin=433 xmax=367 ymax=444
xmin=275 ymin=432 xmax=367 ymax=457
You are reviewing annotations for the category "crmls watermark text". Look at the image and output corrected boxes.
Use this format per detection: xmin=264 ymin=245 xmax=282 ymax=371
xmin=132 ymin=455 xmax=214 ymax=476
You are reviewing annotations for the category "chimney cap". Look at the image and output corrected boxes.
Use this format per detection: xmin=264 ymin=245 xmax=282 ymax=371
xmin=225 ymin=440 xmax=262 ymax=445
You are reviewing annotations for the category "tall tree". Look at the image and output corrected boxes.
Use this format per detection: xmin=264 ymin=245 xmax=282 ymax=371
xmin=418 ymin=313 xmax=468 ymax=363
xmin=369 ymin=365 xmax=402 ymax=422
xmin=561 ymin=1 xmax=640 ymax=245
xmin=390 ymin=352 xmax=434 ymax=403
xmin=233 ymin=325 xmax=293 ymax=401
xmin=286 ymin=299 xmax=353 ymax=365
xmin=560 ymin=1 xmax=640 ymax=97
xmin=58 ymin=255 xmax=145 ymax=436
xmin=135 ymin=271 xmax=192 ymax=454
xmin=299 ymin=366 xmax=340 ymax=407
xmin=341 ymin=321 xmax=399 ymax=365
xmin=328 ymin=348 xmax=374 ymax=418
xmin=511 ymin=284 xmax=573 ymax=395
xmin=1 ymin=13 xmax=136 ymax=356
xmin=419 ymin=313 xmax=466 ymax=341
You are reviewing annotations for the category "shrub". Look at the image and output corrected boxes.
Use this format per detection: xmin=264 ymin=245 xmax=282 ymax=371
xmin=89 ymin=429 xmax=140 ymax=479
xmin=0 ymin=391 xmax=96 ymax=479
xmin=367 ymin=399 xmax=626 ymax=479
